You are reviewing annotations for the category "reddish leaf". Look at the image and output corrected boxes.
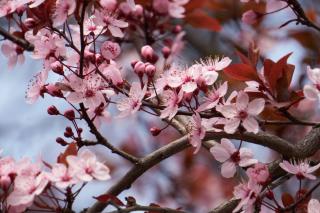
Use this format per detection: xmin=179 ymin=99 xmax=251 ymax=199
xmin=224 ymin=63 xmax=259 ymax=81
xmin=93 ymin=194 xmax=124 ymax=206
xmin=57 ymin=142 xmax=78 ymax=165
xmin=185 ymin=10 xmax=221 ymax=32
xmin=235 ymin=50 xmax=252 ymax=66
xmin=185 ymin=0 xmax=208 ymax=13
xmin=282 ymin=193 xmax=295 ymax=207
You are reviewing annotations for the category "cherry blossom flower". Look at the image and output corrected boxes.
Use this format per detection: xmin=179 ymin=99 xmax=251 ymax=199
xmin=308 ymin=199 xmax=320 ymax=213
xmin=200 ymin=56 xmax=232 ymax=72
xmin=26 ymin=70 xmax=48 ymax=104
xmin=100 ymin=0 xmax=117 ymax=11
xmin=303 ymin=66 xmax=320 ymax=100
xmin=48 ymin=163 xmax=78 ymax=188
xmin=15 ymin=158 xmax=42 ymax=177
xmin=66 ymin=73 xmax=113 ymax=108
xmin=216 ymin=91 xmax=265 ymax=134
xmin=67 ymin=149 xmax=111 ymax=182
xmin=100 ymin=61 xmax=124 ymax=86
xmin=0 ymin=156 xmax=16 ymax=189
xmin=7 ymin=173 xmax=48 ymax=213
xmin=101 ymin=41 xmax=121 ymax=60
xmin=84 ymin=15 xmax=104 ymax=36
xmin=153 ymin=0 xmax=189 ymax=18
xmin=233 ymin=181 xmax=262 ymax=213
xmin=1 ymin=41 xmax=25 ymax=69
xmin=197 ymin=82 xmax=228 ymax=112
xmin=95 ymin=11 xmax=128 ymax=38
xmin=279 ymin=160 xmax=320 ymax=180
xmin=246 ymin=163 xmax=269 ymax=184
xmin=117 ymin=82 xmax=147 ymax=118
xmin=210 ymin=138 xmax=258 ymax=178
xmin=52 ymin=0 xmax=76 ymax=27
xmin=189 ymin=112 xmax=206 ymax=154
xmin=160 ymin=89 xmax=183 ymax=120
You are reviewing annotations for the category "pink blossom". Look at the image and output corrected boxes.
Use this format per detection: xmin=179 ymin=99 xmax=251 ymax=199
xmin=84 ymin=15 xmax=104 ymax=36
xmin=0 ymin=157 xmax=16 ymax=189
xmin=303 ymin=66 xmax=320 ymax=100
xmin=197 ymin=82 xmax=228 ymax=112
xmin=7 ymin=173 xmax=48 ymax=212
xmin=216 ymin=91 xmax=265 ymax=134
xmin=308 ymin=199 xmax=320 ymax=213
xmin=95 ymin=11 xmax=128 ymax=38
xmin=210 ymin=138 xmax=258 ymax=178
xmin=26 ymin=70 xmax=48 ymax=104
xmin=246 ymin=163 xmax=269 ymax=184
xmin=100 ymin=61 xmax=124 ymax=86
xmin=189 ymin=112 xmax=206 ymax=154
xmin=279 ymin=160 xmax=320 ymax=180
xmin=1 ymin=41 xmax=25 ymax=69
xmin=15 ymin=158 xmax=42 ymax=177
xmin=242 ymin=10 xmax=259 ymax=25
xmin=100 ymin=0 xmax=117 ymax=11
xmin=200 ymin=56 xmax=232 ymax=72
xmin=67 ymin=149 xmax=111 ymax=182
xmin=160 ymin=89 xmax=183 ymax=120
xmin=52 ymin=0 xmax=76 ymax=27
xmin=117 ymin=82 xmax=147 ymax=117
xmin=233 ymin=181 xmax=262 ymax=213
xmin=48 ymin=163 xmax=78 ymax=188
xmin=87 ymin=104 xmax=111 ymax=128
xmin=101 ymin=41 xmax=121 ymax=60
xmin=153 ymin=0 xmax=189 ymax=18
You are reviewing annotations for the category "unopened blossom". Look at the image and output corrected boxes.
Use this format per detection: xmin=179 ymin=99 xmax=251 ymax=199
xmin=210 ymin=138 xmax=258 ymax=178
xmin=246 ymin=163 xmax=269 ymax=184
xmin=242 ymin=10 xmax=259 ymax=25
xmin=233 ymin=181 xmax=262 ymax=213
xmin=1 ymin=41 xmax=25 ymax=69
xmin=160 ymin=89 xmax=183 ymax=120
xmin=100 ymin=0 xmax=117 ymax=11
xmin=48 ymin=163 xmax=78 ymax=188
xmin=52 ymin=0 xmax=76 ymax=27
xmin=189 ymin=112 xmax=206 ymax=154
xmin=117 ymin=82 xmax=147 ymax=117
xmin=67 ymin=149 xmax=111 ymax=182
xmin=308 ymin=199 xmax=320 ymax=213
xmin=26 ymin=70 xmax=48 ymax=104
xmin=216 ymin=91 xmax=265 ymax=134
xmin=303 ymin=66 xmax=320 ymax=100
xmin=279 ymin=160 xmax=320 ymax=180
xmin=95 ymin=11 xmax=128 ymax=38
xmin=197 ymin=82 xmax=228 ymax=112
xmin=101 ymin=41 xmax=121 ymax=60
xmin=7 ymin=173 xmax=48 ymax=212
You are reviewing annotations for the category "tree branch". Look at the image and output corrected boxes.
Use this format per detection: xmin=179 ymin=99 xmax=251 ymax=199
xmin=0 ymin=26 xmax=34 ymax=51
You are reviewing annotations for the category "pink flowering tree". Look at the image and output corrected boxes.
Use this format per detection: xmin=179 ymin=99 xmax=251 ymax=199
xmin=1 ymin=0 xmax=320 ymax=212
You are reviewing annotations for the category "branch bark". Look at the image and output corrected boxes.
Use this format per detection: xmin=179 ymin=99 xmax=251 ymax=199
xmin=0 ymin=26 xmax=34 ymax=51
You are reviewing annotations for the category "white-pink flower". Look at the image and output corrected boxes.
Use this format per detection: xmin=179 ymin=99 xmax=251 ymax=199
xmin=117 ymin=82 xmax=147 ymax=117
xmin=210 ymin=138 xmax=258 ymax=178
xmin=308 ymin=199 xmax=320 ymax=213
xmin=200 ymin=56 xmax=232 ymax=72
xmin=160 ymin=89 xmax=183 ymax=120
xmin=1 ymin=41 xmax=25 ymax=70
xmin=48 ymin=163 xmax=78 ymax=188
xmin=0 ymin=156 xmax=16 ymax=189
xmin=84 ymin=15 xmax=105 ymax=36
xmin=95 ymin=11 xmax=128 ymax=38
xmin=303 ymin=66 xmax=320 ymax=100
xmin=279 ymin=160 xmax=320 ymax=180
xmin=233 ymin=181 xmax=262 ymax=213
xmin=26 ymin=70 xmax=48 ymax=104
xmin=246 ymin=163 xmax=269 ymax=184
xmin=52 ymin=0 xmax=76 ymax=27
xmin=67 ymin=149 xmax=111 ymax=182
xmin=197 ymin=81 xmax=228 ymax=112
xmin=189 ymin=112 xmax=206 ymax=154
xmin=100 ymin=41 xmax=121 ymax=60
xmin=216 ymin=91 xmax=265 ymax=134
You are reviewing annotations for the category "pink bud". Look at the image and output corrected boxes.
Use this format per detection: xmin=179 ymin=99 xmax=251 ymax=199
xmin=64 ymin=110 xmax=75 ymax=121
xmin=100 ymin=0 xmax=117 ymax=11
xmin=101 ymin=41 xmax=121 ymax=60
xmin=134 ymin=61 xmax=146 ymax=76
xmin=46 ymin=84 xmax=64 ymax=98
xmin=132 ymin=4 xmax=143 ymax=17
xmin=162 ymin=46 xmax=171 ymax=59
xmin=242 ymin=10 xmax=260 ymax=25
xmin=172 ymin=25 xmax=182 ymax=34
xmin=131 ymin=60 xmax=138 ymax=68
xmin=23 ymin=18 xmax=36 ymax=29
xmin=150 ymin=127 xmax=161 ymax=136
xmin=145 ymin=64 xmax=156 ymax=77
xmin=141 ymin=45 xmax=154 ymax=60
xmin=16 ymin=5 xmax=26 ymax=16
xmin=47 ymin=105 xmax=60 ymax=115
xmin=50 ymin=61 xmax=64 ymax=75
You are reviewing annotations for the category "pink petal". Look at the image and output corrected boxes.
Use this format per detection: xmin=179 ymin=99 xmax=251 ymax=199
xmin=236 ymin=91 xmax=249 ymax=111
xmin=221 ymin=161 xmax=236 ymax=178
xmin=247 ymin=98 xmax=265 ymax=115
xmin=303 ymin=85 xmax=319 ymax=100
xmin=108 ymin=25 xmax=124 ymax=38
xmin=242 ymin=116 xmax=259 ymax=133
xmin=308 ymin=199 xmax=320 ymax=213
xmin=210 ymin=144 xmax=231 ymax=162
xmin=214 ymin=57 xmax=232 ymax=71
xmin=224 ymin=118 xmax=240 ymax=134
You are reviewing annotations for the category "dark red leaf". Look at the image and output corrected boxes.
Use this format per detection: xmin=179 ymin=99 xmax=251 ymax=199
xmin=185 ymin=10 xmax=221 ymax=32
xmin=282 ymin=193 xmax=295 ymax=207
xmin=224 ymin=63 xmax=259 ymax=81
xmin=57 ymin=142 xmax=78 ymax=165
xmin=93 ymin=194 xmax=124 ymax=206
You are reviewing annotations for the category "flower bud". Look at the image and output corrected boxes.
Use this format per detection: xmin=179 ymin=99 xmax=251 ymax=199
xmin=64 ymin=110 xmax=75 ymax=121
xmin=132 ymin=4 xmax=143 ymax=17
xmin=162 ymin=46 xmax=171 ymax=59
xmin=47 ymin=105 xmax=60 ymax=115
xmin=145 ymin=64 xmax=156 ymax=77
xmin=172 ymin=25 xmax=182 ymax=34
xmin=50 ymin=61 xmax=64 ymax=75
xmin=131 ymin=60 xmax=138 ymax=68
xmin=64 ymin=127 xmax=74 ymax=138
xmin=242 ymin=10 xmax=261 ymax=25
xmin=56 ymin=137 xmax=68 ymax=146
xmin=16 ymin=5 xmax=26 ymax=16
xmin=150 ymin=127 xmax=161 ymax=136
xmin=23 ymin=18 xmax=36 ymax=29
xmin=134 ymin=61 xmax=145 ymax=77
xmin=141 ymin=45 xmax=154 ymax=60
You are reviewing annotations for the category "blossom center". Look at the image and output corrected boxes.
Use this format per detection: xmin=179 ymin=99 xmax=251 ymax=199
xmin=238 ymin=111 xmax=248 ymax=119
xmin=230 ymin=151 xmax=240 ymax=163
xmin=85 ymin=89 xmax=95 ymax=98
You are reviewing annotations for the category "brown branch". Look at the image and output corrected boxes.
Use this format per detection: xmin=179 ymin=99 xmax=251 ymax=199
xmin=0 ymin=26 xmax=34 ymax=51
xmin=106 ymin=204 xmax=188 ymax=213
